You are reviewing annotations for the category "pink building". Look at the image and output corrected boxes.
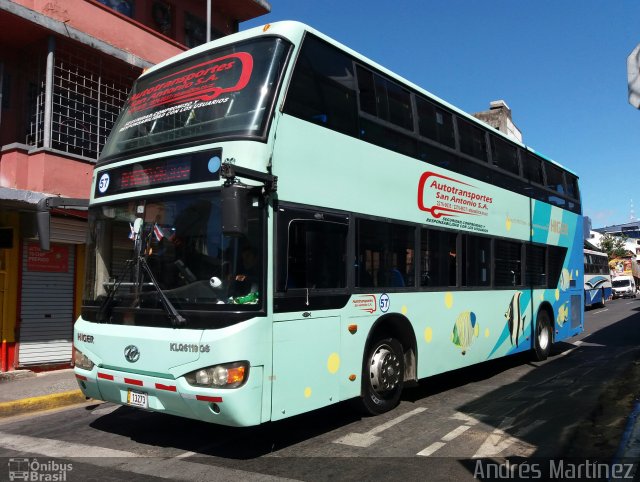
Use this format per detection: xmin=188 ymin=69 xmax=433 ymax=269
xmin=0 ymin=0 xmax=270 ymax=371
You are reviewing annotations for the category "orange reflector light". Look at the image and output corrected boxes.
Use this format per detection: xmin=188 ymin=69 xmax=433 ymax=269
xmin=227 ymin=366 xmax=246 ymax=384
xmin=348 ymin=324 xmax=358 ymax=334
xmin=349 ymin=374 xmax=356 ymax=381
xmin=263 ymin=24 xmax=271 ymax=32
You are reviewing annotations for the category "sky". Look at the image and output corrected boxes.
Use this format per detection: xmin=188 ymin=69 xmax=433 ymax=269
xmin=242 ymin=1 xmax=640 ymax=229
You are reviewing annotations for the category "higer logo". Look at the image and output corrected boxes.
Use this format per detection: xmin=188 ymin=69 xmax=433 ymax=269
xmin=417 ymin=171 xmax=493 ymax=218
xmin=124 ymin=345 xmax=140 ymax=363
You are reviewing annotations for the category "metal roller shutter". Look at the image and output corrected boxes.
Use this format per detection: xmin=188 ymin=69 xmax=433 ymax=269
xmin=18 ymin=241 xmax=75 ymax=366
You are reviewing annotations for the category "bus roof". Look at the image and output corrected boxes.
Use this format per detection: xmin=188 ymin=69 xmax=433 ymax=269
xmin=141 ymin=20 xmax=576 ymax=177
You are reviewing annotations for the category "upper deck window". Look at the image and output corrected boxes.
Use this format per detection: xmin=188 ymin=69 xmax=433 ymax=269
xmin=457 ymin=118 xmax=487 ymax=161
xmin=99 ymin=37 xmax=291 ymax=163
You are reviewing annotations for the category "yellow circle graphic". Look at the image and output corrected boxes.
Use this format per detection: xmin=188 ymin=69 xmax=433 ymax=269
xmin=401 ymin=305 xmax=408 ymax=315
xmin=327 ymin=353 xmax=340 ymax=374
xmin=304 ymin=387 xmax=312 ymax=398
xmin=445 ymin=292 xmax=454 ymax=309
xmin=506 ymin=216 xmax=512 ymax=231
xmin=484 ymin=328 xmax=490 ymax=338
xmin=555 ymin=289 xmax=560 ymax=301
xmin=424 ymin=327 xmax=433 ymax=343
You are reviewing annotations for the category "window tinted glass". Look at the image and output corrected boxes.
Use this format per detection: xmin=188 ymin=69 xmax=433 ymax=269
xmin=547 ymin=246 xmax=567 ymax=288
xmin=523 ymin=152 xmax=544 ymax=184
xmin=491 ymin=136 xmax=520 ymax=175
xmin=101 ymin=37 xmax=290 ymax=161
xmin=420 ymin=228 xmax=457 ymax=287
xmin=457 ymin=118 xmax=487 ymax=161
xmin=526 ymin=244 xmax=546 ymax=286
xmin=284 ymin=35 xmax=358 ymax=136
xmin=360 ymin=118 xmax=417 ymax=157
xmin=282 ymin=219 xmax=347 ymax=290
xmin=545 ymin=163 xmax=565 ymax=194
xmin=463 ymin=235 xmax=491 ymax=287
xmin=495 ymin=240 xmax=522 ymax=286
xmin=416 ymin=97 xmax=455 ymax=147
xmin=357 ymin=66 xmax=412 ymax=131
xmin=357 ymin=220 xmax=414 ymax=288
xmin=566 ymin=173 xmax=580 ymax=199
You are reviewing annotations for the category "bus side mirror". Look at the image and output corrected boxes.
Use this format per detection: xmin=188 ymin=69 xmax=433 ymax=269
xmin=221 ymin=184 xmax=249 ymax=237
xmin=36 ymin=196 xmax=89 ymax=251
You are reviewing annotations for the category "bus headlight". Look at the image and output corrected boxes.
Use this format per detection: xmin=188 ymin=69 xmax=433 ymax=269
xmin=185 ymin=361 xmax=248 ymax=389
xmin=74 ymin=348 xmax=95 ymax=371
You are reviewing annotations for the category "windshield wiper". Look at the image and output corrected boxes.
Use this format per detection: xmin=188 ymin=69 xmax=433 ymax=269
xmin=96 ymin=259 xmax=134 ymax=323
xmin=138 ymin=255 xmax=187 ymax=327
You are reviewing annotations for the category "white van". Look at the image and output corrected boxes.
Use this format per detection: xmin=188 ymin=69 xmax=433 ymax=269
xmin=611 ymin=275 xmax=637 ymax=299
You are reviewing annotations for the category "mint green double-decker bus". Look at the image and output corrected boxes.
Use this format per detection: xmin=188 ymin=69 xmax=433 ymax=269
xmin=72 ymin=21 xmax=584 ymax=426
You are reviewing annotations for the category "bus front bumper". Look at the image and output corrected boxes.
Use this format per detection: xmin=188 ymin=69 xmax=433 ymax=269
xmin=74 ymin=366 xmax=263 ymax=427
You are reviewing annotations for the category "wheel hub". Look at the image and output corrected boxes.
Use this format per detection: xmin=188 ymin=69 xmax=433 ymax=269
xmin=370 ymin=345 xmax=401 ymax=393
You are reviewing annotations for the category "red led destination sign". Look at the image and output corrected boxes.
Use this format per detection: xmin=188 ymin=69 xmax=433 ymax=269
xmin=95 ymin=149 xmax=221 ymax=197
xmin=119 ymin=161 xmax=191 ymax=189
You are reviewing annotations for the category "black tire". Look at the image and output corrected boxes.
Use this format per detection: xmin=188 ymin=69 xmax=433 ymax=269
xmin=534 ymin=310 xmax=552 ymax=361
xmin=359 ymin=337 xmax=404 ymax=415
xmin=599 ymin=288 xmax=606 ymax=308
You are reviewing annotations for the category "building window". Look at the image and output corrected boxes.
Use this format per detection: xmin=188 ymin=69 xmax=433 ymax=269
xmin=152 ymin=1 xmax=173 ymax=36
xmin=97 ymin=0 xmax=134 ymax=17
xmin=184 ymin=11 xmax=207 ymax=48
xmin=26 ymin=41 xmax=137 ymax=160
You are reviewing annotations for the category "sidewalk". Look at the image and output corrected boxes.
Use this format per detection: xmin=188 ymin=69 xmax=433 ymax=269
xmin=0 ymin=368 xmax=88 ymax=418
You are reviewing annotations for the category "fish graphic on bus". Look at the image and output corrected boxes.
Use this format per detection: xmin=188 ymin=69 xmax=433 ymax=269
xmin=451 ymin=311 xmax=479 ymax=355
xmin=505 ymin=292 xmax=526 ymax=346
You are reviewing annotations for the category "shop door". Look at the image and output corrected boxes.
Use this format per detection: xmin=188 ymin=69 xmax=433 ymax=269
xmin=18 ymin=242 xmax=75 ymax=366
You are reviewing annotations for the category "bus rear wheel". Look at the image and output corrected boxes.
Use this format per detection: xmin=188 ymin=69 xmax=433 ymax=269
xmin=534 ymin=310 xmax=552 ymax=361
xmin=359 ymin=337 xmax=404 ymax=415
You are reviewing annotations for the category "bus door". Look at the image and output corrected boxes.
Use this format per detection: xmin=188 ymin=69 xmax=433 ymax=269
xmin=271 ymin=206 xmax=350 ymax=420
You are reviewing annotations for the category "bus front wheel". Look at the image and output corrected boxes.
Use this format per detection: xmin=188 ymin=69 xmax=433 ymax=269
xmin=359 ymin=336 xmax=404 ymax=415
xmin=534 ymin=311 xmax=552 ymax=361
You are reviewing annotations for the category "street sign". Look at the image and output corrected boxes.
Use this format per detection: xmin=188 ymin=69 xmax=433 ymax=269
xmin=628 ymin=43 xmax=640 ymax=109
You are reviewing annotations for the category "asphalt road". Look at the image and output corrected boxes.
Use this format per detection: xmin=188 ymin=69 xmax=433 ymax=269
xmin=1 ymin=299 xmax=639 ymax=481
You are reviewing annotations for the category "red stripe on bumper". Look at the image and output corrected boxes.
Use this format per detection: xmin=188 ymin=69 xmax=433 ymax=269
xmin=75 ymin=374 xmax=87 ymax=381
xmin=124 ymin=377 xmax=144 ymax=386
xmin=155 ymin=383 xmax=177 ymax=392
xmin=97 ymin=372 xmax=114 ymax=381
xmin=195 ymin=395 xmax=223 ymax=403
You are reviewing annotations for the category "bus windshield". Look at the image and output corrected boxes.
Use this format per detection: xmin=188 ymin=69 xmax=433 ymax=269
xmin=99 ymin=37 xmax=291 ymax=161
xmin=82 ymin=191 xmax=264 ymax=327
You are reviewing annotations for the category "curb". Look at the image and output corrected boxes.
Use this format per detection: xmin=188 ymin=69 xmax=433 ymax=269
xmin=0 ymin=390 xmax=89 ymax=418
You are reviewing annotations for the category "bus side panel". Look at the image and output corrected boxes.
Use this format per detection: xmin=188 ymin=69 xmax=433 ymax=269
xmin=271 ymin=315 xmax=341 ymax=421
xmin=531 ymin=202 xmax=584 ymax=342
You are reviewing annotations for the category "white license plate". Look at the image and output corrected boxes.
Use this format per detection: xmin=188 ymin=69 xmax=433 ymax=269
xmin=127 ymin=389 xmax=148 ymax=408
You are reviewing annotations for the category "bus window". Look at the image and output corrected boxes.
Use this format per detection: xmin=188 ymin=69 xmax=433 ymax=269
xmin=416 ymin=97 xmax=455 ymax=148
xmin=284 ymin=34 xmax=358 ymax=136
xmin=526 ymin=244 xmax=546 ymax=286
xmin=491 ymin=135 xmax=520 ymax=175
xmin=420 ymin=228 xmax=457 ymax=287
xmin=523 ymin=152 xmax=544 ymax=184
xmin=457 ymin=117 xmax=488 ymax=161
xmin=356 ymin=219 xmax=414 ymax=288
xmin=463 ymin=235 xmax=491 ymax=287
xmin=495 ymin=240 xmax=523 ymax=287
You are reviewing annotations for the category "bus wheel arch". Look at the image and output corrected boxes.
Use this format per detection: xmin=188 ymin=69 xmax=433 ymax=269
xmin=533 ymin=302 xmax=554 ymax=361
xmin=358 ymin=314 xmax=417 ymax=415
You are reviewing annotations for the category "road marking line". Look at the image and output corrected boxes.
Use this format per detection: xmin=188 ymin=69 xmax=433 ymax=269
xmin=473 ymin=418 xmax=545 ymax=458
xmin=333 ymin=407 xmax=426 ymax=447
xmin=416 ymin=412 xmax=479 ymax=457
xmin=416 ymin=441 xmax=445 ymax=457
xmin=0 ymin=431 xmax=292 ymax=481
xmin=441 ymin=424 xmax=471 ymax=442
xmin=593 ymin=308 xmax=609 ymax=314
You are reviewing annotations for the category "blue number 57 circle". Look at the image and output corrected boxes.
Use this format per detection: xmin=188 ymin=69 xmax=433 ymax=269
xmin=379 ymin=293 xmax=390 ymax=313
